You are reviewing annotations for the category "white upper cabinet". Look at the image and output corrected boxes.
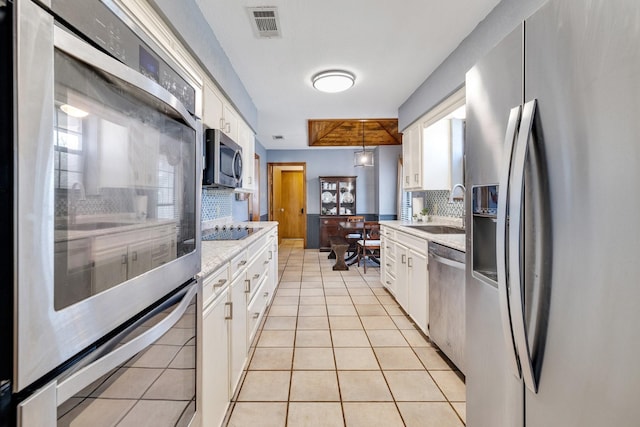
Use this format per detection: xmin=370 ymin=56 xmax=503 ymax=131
xmin=238 ymin=121 xmax=255 ymax=191
xmin=203 ymin=81 xmax=238 ymax=141
xmin=222 ymin=104 xmax=239 ymax=142
xmin=402 ymin=122 xmax=423 ymax=191
xmin=422 ymin=118 xmax=464 ymax=191
xmin=202 ymin=81 xmax=223 ymax=130
xmin=402 ymin=88 xmax=466 ymax=192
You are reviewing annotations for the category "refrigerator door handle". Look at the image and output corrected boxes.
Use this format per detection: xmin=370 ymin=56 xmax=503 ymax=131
xmin=496 ymin=105 xmax=523 ymax=379
xmin=508 ymin=99 xmax=539 ymax=393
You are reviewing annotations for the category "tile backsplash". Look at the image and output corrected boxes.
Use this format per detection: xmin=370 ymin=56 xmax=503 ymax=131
xmin=201 ymin=188 xmax=233 ymax=221
xmin=414 ymin=190 xmax=464 ymax=218
xmin=55 ymin=187 xmax=153 ymax=217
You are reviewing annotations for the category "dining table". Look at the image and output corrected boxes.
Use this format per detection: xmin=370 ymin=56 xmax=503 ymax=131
xmin=337 ymin=221 xmax=381 ymax=266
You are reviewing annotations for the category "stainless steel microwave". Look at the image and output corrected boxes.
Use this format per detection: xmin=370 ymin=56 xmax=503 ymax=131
xmin=203 ymin=128 xmax=243 ymax=188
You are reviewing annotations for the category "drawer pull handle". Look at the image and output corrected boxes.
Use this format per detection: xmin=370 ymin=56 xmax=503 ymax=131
xmin=238 ymin=260 xmax=247 ymax=267
xmin=263 ymin=291 xmax=269 ymax=298
xmin=253 ymin=312 xmax=260 ymax=319
xmin=264 ymin=260 xmax=270 ymax=265
xmin=244 ymin=279 xmax=251 ymax=293
xmin=386 ymin=281 xmax=392 ymax=285
xmin=214 ymin=279 xmax=227 ymax=288
xmin=225 ymin=302 xmax=232 ymax=320
xmin=386 ymin=263 xmax=391 ymax=267
xmin=253 ymin=273 xmax=260 ymax=279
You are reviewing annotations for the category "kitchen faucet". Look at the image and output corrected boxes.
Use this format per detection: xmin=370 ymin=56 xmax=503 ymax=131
xmin=449 ymin=183 xmax=466 ymax=228
xmin=69 ymin=181 xmax=86 ymax=225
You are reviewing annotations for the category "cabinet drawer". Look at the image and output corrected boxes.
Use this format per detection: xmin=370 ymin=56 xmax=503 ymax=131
xmin=230 ymin=250 xmax=248 ymax=280
xmin=248 ymin=235 xmax=268 ymax=257
xmin=384 ymin=256 xmax=397 ymax=278
xmin=247 ymin=275 xmax=270 ymax=345
xmin=396 ymin=230 xmax=428 ymax=254
xmin=246 ymin=247 xmax=270 ymax=301
xmin=381 ymin=226 xmax=396 ymax=240
xmin=382 ymin=237 xmax=396 ymax=261
xmin=383 ymin=272 xmax=396 ymax=296
xmin=203 ymin=265 xmax=230 ymax=306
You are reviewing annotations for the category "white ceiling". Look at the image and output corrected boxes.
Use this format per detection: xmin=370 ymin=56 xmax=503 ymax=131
xmin=195 ymin=0 xmax=500 ymax=150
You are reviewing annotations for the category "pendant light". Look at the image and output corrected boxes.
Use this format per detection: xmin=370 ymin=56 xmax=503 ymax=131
xmin=354 ymin=120 xmax=374 ymax=167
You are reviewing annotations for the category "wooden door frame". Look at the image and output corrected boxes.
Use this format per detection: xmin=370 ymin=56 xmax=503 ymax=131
xmin=268 ymin=162 xmax=307 ymax=247
xmin=248 ymin=153 xmax=260 ymax=221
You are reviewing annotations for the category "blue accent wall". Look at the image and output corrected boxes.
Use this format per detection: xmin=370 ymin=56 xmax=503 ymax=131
xmin=147 ymin=0 xmax=258 ymax=130
xmin=267 ymin=148 xmax=400 ymax=216
xmin=399 ymin=0 xmax=547 ymax=130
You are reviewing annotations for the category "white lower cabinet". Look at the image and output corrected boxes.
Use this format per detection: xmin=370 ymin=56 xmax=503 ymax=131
xmin=380 ymin=226 xmax=429 ymax=334
xmin=395 ymin=243 xmax=409 ymax=310
xmin=200 ymin=227 xmax=279 ymax=426
xmin=201 ymin=287 xmax=229 ymax=427
xmin=229 ymin=272 xmax=247 ymax=394
xmin=407 ymin=248 xmax=428 ymax=332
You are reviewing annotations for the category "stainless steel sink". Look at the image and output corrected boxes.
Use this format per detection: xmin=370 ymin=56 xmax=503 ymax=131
xmin=406 ymin=225 xmax=465 ymax=234
xmin=56 ymin=222 xmax=132 ymax=231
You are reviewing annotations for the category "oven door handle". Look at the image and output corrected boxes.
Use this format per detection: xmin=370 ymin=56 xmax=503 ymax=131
xmin=53 ymin=26 xmax=196 ymax=130
xmin=56 ymin=282 xmax=197 ymax=405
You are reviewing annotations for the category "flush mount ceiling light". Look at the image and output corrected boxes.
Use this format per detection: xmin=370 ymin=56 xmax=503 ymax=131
xmin=354 ymin=121 xmax=374 ymax=167
xmin=312 ymin=70 xmax=355 ymax=93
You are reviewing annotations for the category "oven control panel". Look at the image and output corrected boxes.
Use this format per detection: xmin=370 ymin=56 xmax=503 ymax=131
xmin=50 ymin=0 xmax=196 ymax=114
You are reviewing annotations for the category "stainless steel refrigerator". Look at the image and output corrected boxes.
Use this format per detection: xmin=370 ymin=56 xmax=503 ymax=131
xmin=465 ymin=0 xmax=640 ymax=425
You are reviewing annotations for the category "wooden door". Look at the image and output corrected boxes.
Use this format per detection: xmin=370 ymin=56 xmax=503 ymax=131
xmin=280 ymin=170 xmax=305 ymax=239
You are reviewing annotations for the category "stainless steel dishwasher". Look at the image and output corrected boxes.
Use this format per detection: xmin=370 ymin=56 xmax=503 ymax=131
xmin=428 ymin=241 xmax=466 ymax=373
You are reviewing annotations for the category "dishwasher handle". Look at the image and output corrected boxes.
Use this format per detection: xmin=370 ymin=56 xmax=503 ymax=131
xmin=428 ymin=252 xmax=465 ymax=270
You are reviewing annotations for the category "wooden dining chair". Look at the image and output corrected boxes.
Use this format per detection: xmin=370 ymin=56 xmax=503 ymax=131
xmin=356 ymin=222 xmax=381 ymax=273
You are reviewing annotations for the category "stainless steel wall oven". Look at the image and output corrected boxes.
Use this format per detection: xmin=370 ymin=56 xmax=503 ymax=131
xmin=1 ymin=0 xmax=202 ymax=425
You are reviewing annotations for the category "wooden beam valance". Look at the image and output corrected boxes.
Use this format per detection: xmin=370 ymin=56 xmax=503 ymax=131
xmin=308 ymin=119 xmax=401 ymax=147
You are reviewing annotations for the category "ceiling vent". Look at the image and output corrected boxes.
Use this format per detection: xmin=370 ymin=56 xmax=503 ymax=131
xmin=247 ymin=7 xmax=281 ymax=38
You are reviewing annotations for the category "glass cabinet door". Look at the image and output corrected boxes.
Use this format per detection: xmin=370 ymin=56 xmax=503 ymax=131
xmin=320 ymin=177 xmax=356 ymax=216
xmin=338 ymin=179 xmax=355 ymax=216
xmin=320 ymin=179 xmax=338 ymax=215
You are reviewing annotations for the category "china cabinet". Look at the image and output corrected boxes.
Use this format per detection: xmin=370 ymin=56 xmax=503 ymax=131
xmin=319 ymin=176 xmax=356 ymax=251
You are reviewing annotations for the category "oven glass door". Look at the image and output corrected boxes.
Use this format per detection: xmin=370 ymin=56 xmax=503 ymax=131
xmin=56 ymin=285 xmax=197 ymax=426
xmin=53 ymin=48 xmax=197 ymax=309
xmin=16 ymin=8 xmax=200 ymax=393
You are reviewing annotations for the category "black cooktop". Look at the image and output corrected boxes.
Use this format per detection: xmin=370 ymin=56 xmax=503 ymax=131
xmin=202 ymin=226 xmax=258 ymax=241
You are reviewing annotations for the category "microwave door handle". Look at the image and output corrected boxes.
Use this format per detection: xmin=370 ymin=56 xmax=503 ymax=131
xmin=53 ymin=26 xmax=196 ymax=131
xmin=508 ymin=99 xmax=538 ymax=394
xmin=233 ymin=150 xmax=243 ymax=181
xmin=55 ymin=283 xmax=197 ymax=404
xmin=497 ymin=105 xmax=523 ymax=380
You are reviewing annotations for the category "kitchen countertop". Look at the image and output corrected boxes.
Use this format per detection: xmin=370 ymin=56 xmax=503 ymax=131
xmin=200 ymin=221 xmax=278 ymax=277
xmin=378 ymin=217 xmax=466 ymax=252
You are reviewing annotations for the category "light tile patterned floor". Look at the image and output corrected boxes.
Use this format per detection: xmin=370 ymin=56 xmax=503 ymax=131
xmin=224 ymin=239 xmax=466 ymax=426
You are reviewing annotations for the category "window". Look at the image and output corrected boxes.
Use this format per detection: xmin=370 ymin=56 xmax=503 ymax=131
xmin=157 ymin=155 xmax=175 ymax=219
xmin=54 ymin=108 xmax=84 ymax=189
